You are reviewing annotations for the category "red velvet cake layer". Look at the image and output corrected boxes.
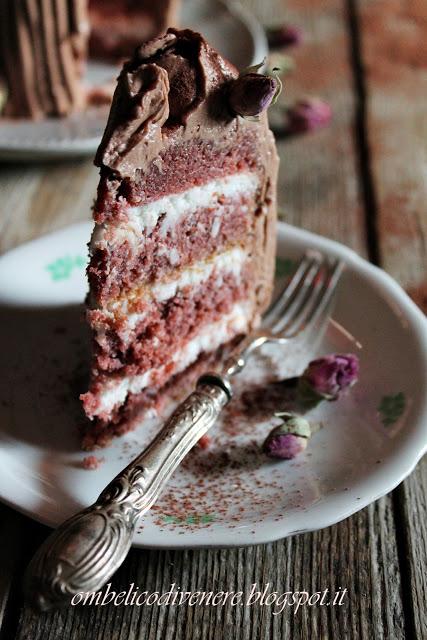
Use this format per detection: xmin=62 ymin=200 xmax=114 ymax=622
xmin=82 ymin=298 xmax=251 ymax=424
xmin=89 ymin=194 xmax=256 ymax=304
xmin=81 ymin=346 xmax=226 ymax=450
xmin=93 ymin=136 xmax=262 ymax=223
xmin=87 ymin=266 xmax=252 ymax=377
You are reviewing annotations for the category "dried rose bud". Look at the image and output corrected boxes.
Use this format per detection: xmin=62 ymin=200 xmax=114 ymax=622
xmin=229 ymin=73 xmax=278 ymax=118
xmin=286 ymin=97 xmax=332 ymax=133
xmin=263 ymin=413 xmax=311 ymax=460
xmin=300 ymin=353 xmax=359 ymax=403
xmin=267 ymin=24 xmax=303 ymax=49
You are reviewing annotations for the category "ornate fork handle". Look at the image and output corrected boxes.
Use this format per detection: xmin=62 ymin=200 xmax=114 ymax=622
xmin=24 ymin=375 xmax=231 ymax=611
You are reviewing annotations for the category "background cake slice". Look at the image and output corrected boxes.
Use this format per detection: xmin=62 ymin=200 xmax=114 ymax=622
xmin=89 ymin=0 xmax=180 ymax=61
xmin=0 ymin=0 xmax=89 ymax=119
xmin=0 ymin=0 xmax=180 ymax=119
xmin=81 ymin=28 xmax=279 ymax=447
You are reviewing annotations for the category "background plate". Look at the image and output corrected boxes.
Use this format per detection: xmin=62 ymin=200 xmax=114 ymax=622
xmin=0 ymin=0 xmax=268 ymax=160
xmin=0 ymin=221 xmax=426 ymax=548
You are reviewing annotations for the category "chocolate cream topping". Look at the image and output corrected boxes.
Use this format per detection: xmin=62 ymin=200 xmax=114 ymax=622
xmin=95 ymin=28 xmax=277 ymax=181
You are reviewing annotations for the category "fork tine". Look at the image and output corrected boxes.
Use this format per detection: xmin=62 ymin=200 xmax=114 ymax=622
xmin=279 ymin=260 xmax=333 ymax=337
xmin=273 ymin=260 xmax=329 ymax=336
xmin=263 ymin=252 xmax=321 ymax=328
xmin=298 ymin=258 xmax=344 ymax=332
xmin=272 ymin=258 xmax=344 ymax=338
xmin=268 ymin=257 xmax=325 ymax=334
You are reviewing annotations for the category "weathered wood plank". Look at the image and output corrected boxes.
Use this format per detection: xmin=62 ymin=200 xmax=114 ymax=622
xmin=0 ymin=505 xmax=46 ymax=640
xmin=0 ymin=165 xmax=42 ymax=250
xmin=394 ymin=466 xmax=427 ymax=639
xmin=355 ymin=1 xmax=427 ymax=637
xmin=356 ymin=0 xmax=427 ymax=308
xmin=0 ymin=507 xmax=23 ymax=630
xmin=246 ymin=0 xmax=368 ymax=253
xmin=0 ymin=159 xmax=97 ymax=254
xmin=13 ymin=500 xmax=404 ymax=640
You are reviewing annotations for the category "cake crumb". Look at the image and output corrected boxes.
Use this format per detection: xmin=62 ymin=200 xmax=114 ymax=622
xmin=197 ymin=435 xmax=211 ymax=449
xmin=81 ymin=455 xmax=105 ymax=470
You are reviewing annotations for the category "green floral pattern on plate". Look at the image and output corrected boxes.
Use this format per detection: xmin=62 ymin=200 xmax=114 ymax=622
xmin=378 ymin=392 xmax=406 ymax=426
xmin=46 ymin=255 xmax=86 ymax=282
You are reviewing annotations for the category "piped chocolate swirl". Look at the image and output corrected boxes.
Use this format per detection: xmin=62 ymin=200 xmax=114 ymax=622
xmin=0 ymin=0 xmax=89 ymax=119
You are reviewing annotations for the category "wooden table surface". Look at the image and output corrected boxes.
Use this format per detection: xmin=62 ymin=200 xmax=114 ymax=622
xmin=0 ymin=1 xmax=426 ymax=638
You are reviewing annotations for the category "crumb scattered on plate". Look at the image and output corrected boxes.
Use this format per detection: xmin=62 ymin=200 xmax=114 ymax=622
xmin=81 ymin=455 xmax=105 ymax=470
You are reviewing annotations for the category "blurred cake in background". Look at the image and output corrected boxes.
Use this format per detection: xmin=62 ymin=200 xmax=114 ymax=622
xmin=0 ymin=0 xmax=180 ymax=119
xmin=89 ymin=0 xmax=180 ymax=61
xmin=0 ymin=0 xmax=89 ymax=119
xmin=81 ymin=29 xmax=279 ymax=446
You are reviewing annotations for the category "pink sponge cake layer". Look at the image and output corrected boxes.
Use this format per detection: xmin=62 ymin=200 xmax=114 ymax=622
xmin=86 ymin=255 xmax=253 ymax=376
xmin=89 ymin=174 xmax=258 ymax=304
xmin=81 ymin=29 xmax=279 ymax=447
xmin=94 ymin=132 xmax=263 ymax=219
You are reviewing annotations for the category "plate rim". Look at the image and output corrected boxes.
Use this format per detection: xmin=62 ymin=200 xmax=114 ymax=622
xmin=0 ymin=220 xmax=426 ymax=548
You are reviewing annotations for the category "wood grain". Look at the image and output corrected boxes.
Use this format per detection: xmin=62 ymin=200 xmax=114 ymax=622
xmin=0 ymin=505 xmax=46 ymax=640
xmin=0 ymin=159 xmax=96 ymax=254
xmin=247 ymin=0 xmax=367 ymax=253
xmin=13 ymin=500 xmax=404 ymax=640
xmin=355 ymin=1 xmax=427 ymax=637
xmin=357 ymin=0 xmax=427 ymax=307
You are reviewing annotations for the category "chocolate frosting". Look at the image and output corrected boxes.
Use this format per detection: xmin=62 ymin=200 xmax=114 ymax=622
xmin=96 ymin=28 xmax=270 ymax=177
xmin=96 ymin=63 xmax=170 ymax=178
xmin=0 ymin=0 xmax=88 ymax=119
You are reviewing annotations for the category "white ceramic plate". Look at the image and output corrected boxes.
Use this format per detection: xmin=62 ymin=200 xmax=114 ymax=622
xmin=0 ymin=0 xmax=268 ymax=160
xmin=0 ymin=221 xmax=426 ymax=548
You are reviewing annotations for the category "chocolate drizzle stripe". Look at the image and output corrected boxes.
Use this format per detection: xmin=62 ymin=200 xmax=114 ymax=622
xmin=25 ymin=0 xmax=47 ymax=116
xmin=41 ymin=0 xmax=63 ymax=114
xmin=54 ymin=0 xmax=75 ymax=106
xmin=20 ymin=0 xmax=43 ymax=116
xmin=33 ymin=0 xmax=51 ymax=112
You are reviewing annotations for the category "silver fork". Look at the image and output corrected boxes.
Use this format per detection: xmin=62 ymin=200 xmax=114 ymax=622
xmin=24 ymin=251 xmax=344 ymax=611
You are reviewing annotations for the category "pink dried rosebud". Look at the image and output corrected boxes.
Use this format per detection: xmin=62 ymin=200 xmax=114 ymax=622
xmin=267 ymin=24 xmax=303 ymax=49
xmin=263 ymin=413 xmax=311 ymax=460
xmin=286 ymin=97 xmax=332 ymax=133
xmin=229 ymin=73 xmax=279 ymax=118
xmin=300 ymin=353 xmax=359 ymax=402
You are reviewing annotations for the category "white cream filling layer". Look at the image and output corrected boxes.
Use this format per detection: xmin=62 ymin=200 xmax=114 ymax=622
xmin=150 ymin=246 xmax=247 ymax=302
xmin=91 ymin=172 xmax=258 ymax=251
xmin=107 ymin=247 xmax=249 ymax=316
xmin=96 ymin=301 xmax=252 ymax=416
xmin=127 ymin=172 xmax=258 ymax=237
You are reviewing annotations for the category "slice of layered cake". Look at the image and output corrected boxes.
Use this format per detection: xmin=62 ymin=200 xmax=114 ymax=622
xmin=81 ymin=29 xmax=279 ymax=447
xmin=0 ymin=0 xmax=179 ymax=118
